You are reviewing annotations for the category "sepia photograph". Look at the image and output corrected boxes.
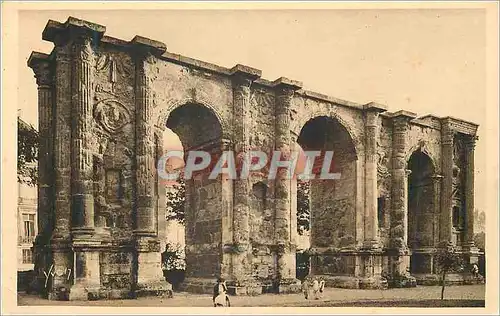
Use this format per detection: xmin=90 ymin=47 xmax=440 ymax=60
xmin=2 ymin=1 xmax=499 ymax=314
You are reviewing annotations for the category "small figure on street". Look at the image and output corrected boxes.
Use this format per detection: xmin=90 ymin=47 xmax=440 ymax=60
xmin=318 ymin=279 xmax=325 ymax=298
xmin=312 ymin=279 xmax=320 ymax=300
xmin=471 ymin=263 xmax=480 ymax=279
xmin=301 ymin=279 xmax=310 ymax=299
xmin=213 ymin=277 xmax=230 ymax=307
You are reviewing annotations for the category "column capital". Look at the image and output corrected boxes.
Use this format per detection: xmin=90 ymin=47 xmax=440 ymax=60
xmin=28 ymin=52 xmax=54 ymax=87
xmin=130 ymin=35 xmax=167 ymax=57
xmin=71 ymin=32 xmax=97 ymax=65
xmin=392 ymin=110 xmax=417 ymax=125
xmin=43 ymin=17 xmax=105 ymax=45
xmin=272 ymin=77 xmax=303 ymax=92
xmin=230 ymin=64 xmax=262 ymax=85
xmin=363 ymin=102 xmax=388 ymax=113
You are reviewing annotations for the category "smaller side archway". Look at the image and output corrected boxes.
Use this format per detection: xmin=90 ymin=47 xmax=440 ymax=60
xmin=407 ymin=150 xmax=436 ymax=275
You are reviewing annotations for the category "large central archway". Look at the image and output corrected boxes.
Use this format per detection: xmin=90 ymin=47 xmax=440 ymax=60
xmin=297 ymin=116 xmax=358 ymax=282
xmin=160 ymin=102 xmax=225 ymax=290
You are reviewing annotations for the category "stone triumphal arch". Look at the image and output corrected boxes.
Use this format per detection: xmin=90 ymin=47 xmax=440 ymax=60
xmin=28 ymin=17 xmax=480 ymax=300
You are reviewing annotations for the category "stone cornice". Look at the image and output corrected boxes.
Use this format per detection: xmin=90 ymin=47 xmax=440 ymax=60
xmin=272 ymin=77 xmax=303 ymax=91
xmin=363 ymin=102 xmax=388 ymax=113
xmin=33 ymin=16 xmax=478 ymax=128
xmin=391 ymin=110 xmax=418 ymax=120
xmin=130 ymin=35 xmax=167 ymax=56
xmin=42 ymin=16 xmax=106 ymax=43
xmin=27 ymin=51 xmax=51 ymax=68
xmin=440 ymin=116 xmax=479 ymax=136
xmin=229 ymin=64 xmax=262 ymax=81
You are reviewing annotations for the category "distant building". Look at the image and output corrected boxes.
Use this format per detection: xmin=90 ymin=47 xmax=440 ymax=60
xmin=17 ymin=178 xmax=37 ymax=271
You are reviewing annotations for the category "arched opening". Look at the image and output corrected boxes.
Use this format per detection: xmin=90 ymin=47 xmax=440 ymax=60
xmin=159 ymin=103 xmax=224 ymax=287
xmin=407 ymin=150 xmax=435 ymax=274
xmin=296 ymin=116 xmax=357 ymax=277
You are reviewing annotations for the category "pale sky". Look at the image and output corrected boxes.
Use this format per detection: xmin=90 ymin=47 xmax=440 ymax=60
xmin=18 ymin=9 xmax=488 ymax=212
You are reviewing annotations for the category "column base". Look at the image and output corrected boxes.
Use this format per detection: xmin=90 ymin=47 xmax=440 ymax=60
xmin=359 ymin=276 xmax=388 ymax=289
xmin=387 ymin=273 xmax=417 ymax=288
xmin=68 ymin=283 xmax=101 ymax=301
xmin=134 ymin=279 xmax=173 ymax=298
xmin=227 ymin=279 xmax=263 ymax=296
xmin=276 ymin=278 xmax=302 ymax=294
xmin=179 ymin=277 xmax=219 ymax=294
xmin=462 ymin=243 xmax=481 ymax=265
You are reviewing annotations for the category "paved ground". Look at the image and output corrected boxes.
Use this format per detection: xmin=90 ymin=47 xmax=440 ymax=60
xmin=18 ymin=284 xmax=485 ymax=307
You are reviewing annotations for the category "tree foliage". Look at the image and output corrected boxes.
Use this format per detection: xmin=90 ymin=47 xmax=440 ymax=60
xmin=161 ymin=242 xmax=186 ymax=271
xmin=474 ymin=232 xmax=485 ymax=251
xmin=17 ymin=117 xmax=38 ymax=186
xmin=161 ymin=242 xmax=186 ymax=290
xmin=435 ymin=242 xmax=465 ymax=300
xmin=297 ymin=180 xmax=310 ymax=235
xmin=165 ymin=178 xmax=186 ymax=224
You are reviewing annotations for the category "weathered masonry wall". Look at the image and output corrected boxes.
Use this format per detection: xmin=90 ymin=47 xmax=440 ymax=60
xmin=28 ymin=17 xmax=481 ymax=300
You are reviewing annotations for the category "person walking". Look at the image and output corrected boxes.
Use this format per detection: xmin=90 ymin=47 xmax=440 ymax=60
xmin=213 ymin=277 xmax=230 ymax=307
xmin=301 ymin=279 xmax=310 ymax=300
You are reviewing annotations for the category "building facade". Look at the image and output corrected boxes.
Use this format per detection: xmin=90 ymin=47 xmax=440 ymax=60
xmin=28 ymin=17 xmax=480 ymax=300
xmin=18 ymin=180 xmax=38 ymax=272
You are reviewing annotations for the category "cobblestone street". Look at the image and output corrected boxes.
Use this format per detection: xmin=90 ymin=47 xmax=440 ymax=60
xmin=18 ymin=284 xmax=485 ymax=307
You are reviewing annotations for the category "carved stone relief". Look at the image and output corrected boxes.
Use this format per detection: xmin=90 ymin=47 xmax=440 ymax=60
xmin=94 ymin=99 xmax=131 ymax=134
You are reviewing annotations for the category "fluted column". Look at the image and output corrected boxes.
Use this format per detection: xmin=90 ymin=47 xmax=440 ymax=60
xmin=273 ymin=77 xmax=302 ymax=290
xmin=464 ymin=136 xmax=477 ymax=247
xmin=155 ymin=130 xmax=167 ymax=252
xmin=390 ymin=112 xmax=415 ymax=252
xmin=229 ymin=65 xmax=260 ymax=284
xmin=29 ymin=54 xmax=55 ymax=242
xmin=68 ymin=32 xmax=102 ymax=300
xmin=28 ymin=52 xmax=56 ymax=295
xmin=52 ymin=42 xmax=73 ymax=242
xmin=132 ymin=42 xmax=171 ymax=294
xmin=440 ymin=120 xmax=454 ymax=243
xmin=390 ymin=111 xmax=416 ymax=279
xmin=70 ymin=34 xmax=96 ymax=237
xmin=363 ymin=103 xmax=387 ymax=248
xmin=134 ymin=52 xmax=156 ymax=237
xmin=44 ymin=40 xmax=76 ymax=297
xmin=220 ymin=138 xmax=234 ymax=280
xmin=431 ymin=175 xmax=443 ymax=246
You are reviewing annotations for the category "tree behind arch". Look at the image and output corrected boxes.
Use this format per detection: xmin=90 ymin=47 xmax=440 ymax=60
xmin=165 ymin=177 xmax=186 ymax=224
xmin=18 ymin=117 xmax=38 ymax=186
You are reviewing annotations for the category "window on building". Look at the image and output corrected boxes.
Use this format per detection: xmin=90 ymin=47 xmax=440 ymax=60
xmin=22 ymin=248 xmax=33 ymax=264
xmin=23 ymin=214 xmax=35 ymax=237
